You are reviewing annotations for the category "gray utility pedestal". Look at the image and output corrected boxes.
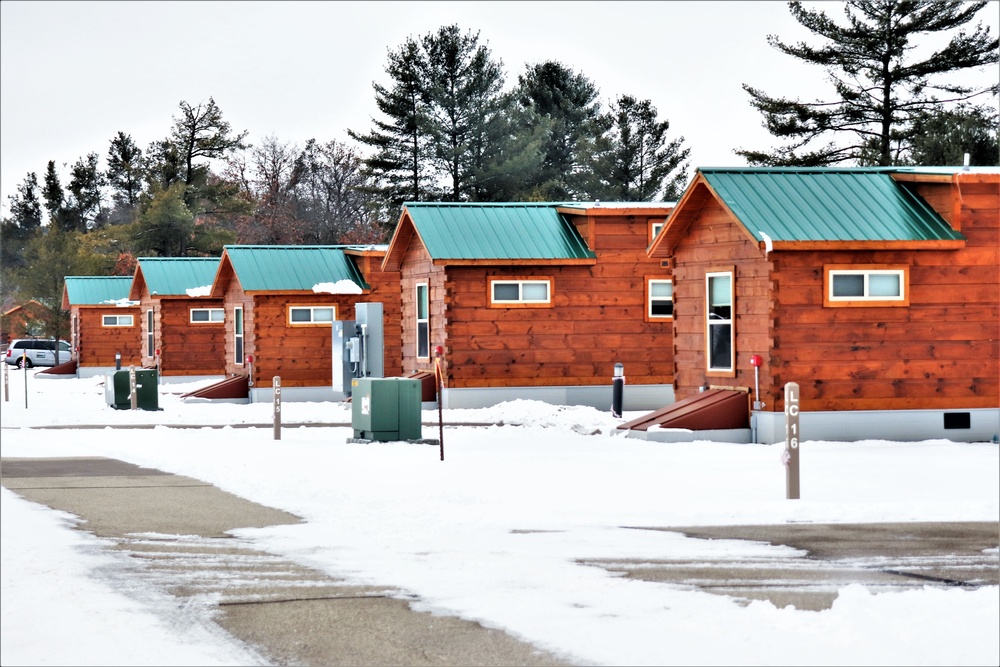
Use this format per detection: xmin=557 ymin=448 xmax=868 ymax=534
xmin=351 ymin=377 xmax=421 ymax=441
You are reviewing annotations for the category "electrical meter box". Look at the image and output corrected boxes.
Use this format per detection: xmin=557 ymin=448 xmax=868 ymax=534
xmin=351 ymin=377 xmax=422 ymax=441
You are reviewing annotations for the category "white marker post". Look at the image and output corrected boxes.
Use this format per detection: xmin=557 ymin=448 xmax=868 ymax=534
xmin=784 ymin=382 xmax=800 ymax=499
xmin=129 ymin=365 xmax=138 ymax=410
xmin=273 ymin=376 xmax=281 ymax=440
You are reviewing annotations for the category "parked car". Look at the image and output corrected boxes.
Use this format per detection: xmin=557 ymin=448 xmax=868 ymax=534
xmin=3 ymin=339 xmax=72 ymax=368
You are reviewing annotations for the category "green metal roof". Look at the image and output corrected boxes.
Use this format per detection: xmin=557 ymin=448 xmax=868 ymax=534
xmin=64 ymin=276 xmax=135 ymax=305
xmin=403 ymin=203 xmax=596 ymax=260
xmin=699 ymin=168 xmax=964 ymax=243
xmin=223 ymin=246 xmax=369 ymax=292
xmin=136 ymin=257 xmax=222 ymax=296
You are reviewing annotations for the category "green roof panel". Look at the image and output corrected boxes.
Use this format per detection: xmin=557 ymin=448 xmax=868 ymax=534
xmin=700 ymin=168 xmax=964 ymax=243
xmin=136 ymin=257 xmax=222 ymax=296
xmin=224 ymin=246 xmax=369 ymax=292
xmin=403 ymin=203 xmax=596 ymax=261
xmin=64 ymin=276 xmax=135 ymax=305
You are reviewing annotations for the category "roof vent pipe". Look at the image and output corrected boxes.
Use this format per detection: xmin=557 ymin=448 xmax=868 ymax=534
xmin=963 ymin=152 xmax=970 ymax=170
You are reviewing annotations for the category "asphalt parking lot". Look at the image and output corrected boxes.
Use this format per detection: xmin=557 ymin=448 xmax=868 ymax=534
xmin=3 ymin=456 xmax=998 ymax=665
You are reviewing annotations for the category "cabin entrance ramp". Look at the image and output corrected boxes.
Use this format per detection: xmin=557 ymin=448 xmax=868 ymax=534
xmin=617 ymin=388 xmax=753 ymax=443
xmin=180 ymin=375 xmax=250 ymax=403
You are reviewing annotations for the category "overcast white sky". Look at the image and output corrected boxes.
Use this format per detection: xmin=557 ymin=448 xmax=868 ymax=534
xmin=2 ymin=1 xmax=998 ymax=219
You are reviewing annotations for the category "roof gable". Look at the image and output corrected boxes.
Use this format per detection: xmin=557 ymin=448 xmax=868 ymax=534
xmin=129 ymin=257 xmax=222 ymax=299
xmin=63 ymin=277 xmax=136 ymax=308
xmin=650 ymin=168 xmax=965 ymax=257
xmin=219 ymin=246 xmax=369 ymax=293
xmin=384 ymin=203 xmax=597 ymax=270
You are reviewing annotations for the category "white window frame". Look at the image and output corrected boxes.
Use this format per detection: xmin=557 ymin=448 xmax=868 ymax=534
xmin=146 ymin=308 xmax=154 ymax=358
xmin=646 ymin=278 xmax=673 ymax=320
xmin=234 ymin=306 xmax=244 ymax=366
xmin=650 ymin=220 xmax=666 ymax=244
xmin=416 ymin=283 xmax=429 ymax=360
xmin=706 ymin=270 xmax=735 ymax=374
xmin=825 ymin=267 xmax=908 ymax=306
xmin=190 ymin=308 xmax=225 ymax=323
xmin=102 ymin=314 xmax=134 ymax=327
xmin=487 ymin=278 xmax=553 ymax=307
xmin=287 ymin=306 xmax=336 ymax=326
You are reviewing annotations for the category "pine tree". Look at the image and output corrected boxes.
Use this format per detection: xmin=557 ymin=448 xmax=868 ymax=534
xmin=738 ymin=0 xmax=999 ymax=166
xmin=516 ymin=61 xmax=604 ymax=199
xmin=420 ymin=25 xmax=508 ymax=201
xmin=64 ymin=153 xmax=105 ymax=232
xmin=106 ymin=132 xmax=146 ymax=223
xmin=589 ymin=95 xmax=691 ymax=202
xmin=348 ymin=37 xmax=437 ymax=210
xmin=41 ymin=161 xmax=65 ymax=227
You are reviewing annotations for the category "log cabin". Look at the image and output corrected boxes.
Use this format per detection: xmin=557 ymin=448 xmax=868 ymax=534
xmin=129 ymin=257 xmax=227 ymax=381
xmin=381 ymin=202 xmax=675 ymax=410
xmin=646 ymin=166 xmax=999 ymax=443
xmin=208 ymin=245 xmax=402 ymax=402
xmin=61 ymin=277 xmax=142 ymax=377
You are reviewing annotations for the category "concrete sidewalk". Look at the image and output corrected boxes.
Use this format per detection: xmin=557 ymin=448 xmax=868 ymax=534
xmin=2 ymin=456 xmax=998 ymax=664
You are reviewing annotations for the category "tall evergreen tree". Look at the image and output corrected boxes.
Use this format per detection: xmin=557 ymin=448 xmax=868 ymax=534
xmin=589 ymin=96 xmax=691 ymax=202
xmin=106 ymin=132 xmax=146 ymax=223
xmin=516 ymin=61 xmax=604 ymax=199
xmin=64 ymin=152 xmax=105 ymax=232
xmin=738 ymin=0 xmax=999 ymax=166
xmin=349 ymin=36 xmax=437 ymax=210
xmin=41 ymin=160 xmax=65 ymax=227
xmin=420 ymin=24 xmax=508 ymax=201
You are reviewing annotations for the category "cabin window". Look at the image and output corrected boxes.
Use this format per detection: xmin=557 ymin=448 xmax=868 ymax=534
xmin=646 ymin=278 xmax=673 ymax=321
xmin=287 ymin=306 xmax=336 ymax=326
xmin=146 ymin=308 xmax=154 ymax=358
xmin=234 ymin=306 xmax=244 ymax=366
xmin=706 ymin=271 xmax=734 ymax=374
xmin=191 ymin=308 xmax=225 ymax=323
xmin=487 ymin=277 xmax=553 ymax=307
xmin=102 ymin=314 xmax=134 ymax=327
xmin=824 ymin=266 xmax=908 ymax=307
xmin=649 ymin=220 xmax=666 ymax=245
xmin=416 ymin=283 xmax=429 ymax=359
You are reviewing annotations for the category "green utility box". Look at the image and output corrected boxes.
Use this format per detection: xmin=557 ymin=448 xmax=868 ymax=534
xmin=106 ymin=369 xmax=159 ymax=411
xmin=351 ymin=377 xmax=421 ymax=441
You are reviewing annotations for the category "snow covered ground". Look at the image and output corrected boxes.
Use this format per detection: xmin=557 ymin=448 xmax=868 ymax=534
xmin=1 ymin=368 xmax=998 ymax=666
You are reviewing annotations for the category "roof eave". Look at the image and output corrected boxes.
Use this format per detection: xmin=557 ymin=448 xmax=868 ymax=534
xmin=770 ymin=239 xmax=967 ymax=251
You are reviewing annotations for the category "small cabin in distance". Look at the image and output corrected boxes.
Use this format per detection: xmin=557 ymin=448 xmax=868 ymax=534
xmin=208 ymin=245 xmax=402 ymax=402
xmin=62 ymin=276 xmax=142 ymax=377
xmin=129 ymin=257 xmax=226 ymax=381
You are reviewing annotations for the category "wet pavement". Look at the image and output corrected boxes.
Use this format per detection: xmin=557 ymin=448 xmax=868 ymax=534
xmin=2 ymin=456 xmax=998 ymax=664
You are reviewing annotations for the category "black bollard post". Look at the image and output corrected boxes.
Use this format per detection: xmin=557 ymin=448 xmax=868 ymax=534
xmin=611 ymin=363 xmax=624 ymax=419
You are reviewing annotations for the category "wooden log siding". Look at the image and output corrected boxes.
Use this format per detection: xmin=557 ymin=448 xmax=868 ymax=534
xmin=157 ymin=298 xmax=227 ymax=375
xmin=223 ymin=284 xmax=253 ymax=378
xmin=440 ymin=214 xmax=674 ymax=390
xmin=399 ymin=241 xmax=446 ymax=377
xmin=249 ymin=294 xmax=340 ymax=387
xmin=670 ymin=198 xmax=772 ymax=403
xmin=73 ymin=307 xmax=143 ymax=367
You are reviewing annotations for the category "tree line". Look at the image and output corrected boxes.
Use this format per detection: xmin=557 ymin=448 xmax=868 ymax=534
xmin=2 ymin=1 xmax=997 ymax=340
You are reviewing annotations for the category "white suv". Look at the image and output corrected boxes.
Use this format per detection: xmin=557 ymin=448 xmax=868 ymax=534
xmin=3 ymin=339 xmax=72 ymax=368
